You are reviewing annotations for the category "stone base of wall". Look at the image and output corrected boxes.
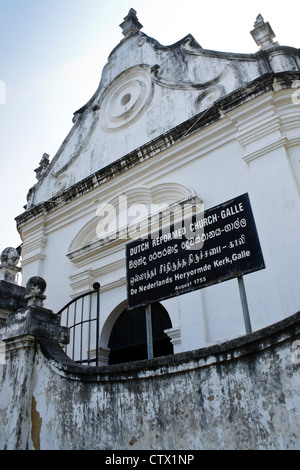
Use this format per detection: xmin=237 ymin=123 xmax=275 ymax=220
xmin=1 ymin=306 xmax=299 ymax=450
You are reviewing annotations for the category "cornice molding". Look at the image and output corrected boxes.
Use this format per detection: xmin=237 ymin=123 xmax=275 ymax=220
xmin=242 ymin=136 xmax=288 ymax=163
xmin=15 ymin=71 xmax=300 ymax=229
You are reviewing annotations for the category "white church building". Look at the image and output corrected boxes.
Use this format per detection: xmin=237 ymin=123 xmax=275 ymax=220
xmin=15 ymin=10 xmax=300 ymax=366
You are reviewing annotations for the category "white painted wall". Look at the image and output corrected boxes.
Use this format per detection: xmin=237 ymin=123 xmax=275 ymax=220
xmin=18 ymin=85 xmax=300 ymax=358
xmin=17 ymin=25 xmax=300 ymax=358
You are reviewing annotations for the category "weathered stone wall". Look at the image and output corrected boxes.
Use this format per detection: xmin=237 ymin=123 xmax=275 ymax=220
xmin=1 ymin=307 xmax=299 ymax=450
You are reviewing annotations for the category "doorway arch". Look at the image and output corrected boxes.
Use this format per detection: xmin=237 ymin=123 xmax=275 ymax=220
xmin=108 ymin=303 xmax=173 ymax=365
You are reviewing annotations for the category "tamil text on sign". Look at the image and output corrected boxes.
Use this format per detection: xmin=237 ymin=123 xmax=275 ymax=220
xmin=126 ymin=193 xmax=265 ymax=309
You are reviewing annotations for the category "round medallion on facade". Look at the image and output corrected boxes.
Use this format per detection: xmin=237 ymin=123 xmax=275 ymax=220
xmin=194 ymin=86 xmax=225 ymax=113
xmin=53 ymin=173 xmax=71 ymax=195
xmin=99 ymin=67 xmax=154 ymax=131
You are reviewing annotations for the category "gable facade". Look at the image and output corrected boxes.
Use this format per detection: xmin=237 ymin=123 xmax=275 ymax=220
xmin=15 ymin=11 xmax=300 ymax=363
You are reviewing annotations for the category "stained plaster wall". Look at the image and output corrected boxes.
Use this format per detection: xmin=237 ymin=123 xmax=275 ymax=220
xmin=0 ymin=309 xmax=299 ymax=450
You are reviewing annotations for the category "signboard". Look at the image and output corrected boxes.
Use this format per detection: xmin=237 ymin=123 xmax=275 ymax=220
xmin=126 ymin=193 xmax=265 ymax=309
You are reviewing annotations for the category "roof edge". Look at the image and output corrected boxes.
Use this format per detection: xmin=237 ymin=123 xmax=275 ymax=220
xmin=16 ymin=71 xmax=300 ymax=227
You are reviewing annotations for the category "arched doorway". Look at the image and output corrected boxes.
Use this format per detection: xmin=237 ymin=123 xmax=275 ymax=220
xmin=108 ymin=303 xmax=173 ymax=365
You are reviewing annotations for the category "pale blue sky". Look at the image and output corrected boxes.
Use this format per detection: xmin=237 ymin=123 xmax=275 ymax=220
xmin=0 ymin=0 xmax=299 ymax=252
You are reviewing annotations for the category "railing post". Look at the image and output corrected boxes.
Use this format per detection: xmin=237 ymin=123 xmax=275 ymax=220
xmin=93 ymin=283 xmax=100 ymax=366
xmin=145 ymin=304 xmax=153 ymax=360
xmin=237 ymin=275 xmax=252 ymax=334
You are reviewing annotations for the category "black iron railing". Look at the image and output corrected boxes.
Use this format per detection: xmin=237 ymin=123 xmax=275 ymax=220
xmin=57 ymin=283 xmax=100 ymax=366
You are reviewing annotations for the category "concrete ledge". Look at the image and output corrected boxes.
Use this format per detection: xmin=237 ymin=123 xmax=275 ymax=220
xmin=38 ymin=310 xmax=300 ymax=382
xmin=2 ymin=310 xmax=299 ymax=449
xmin=0 ymin=306 xmax=69 ymax=346
xmin=0 ymin=280 xmax=26 ymax=315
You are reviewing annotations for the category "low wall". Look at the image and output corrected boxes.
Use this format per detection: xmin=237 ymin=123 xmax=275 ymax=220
xmin=1 ymin=306 xmax=300 ymax=450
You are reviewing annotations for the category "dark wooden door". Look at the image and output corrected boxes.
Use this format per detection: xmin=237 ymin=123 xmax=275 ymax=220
xmin=108 ymin=303 xmax=173 ymax=365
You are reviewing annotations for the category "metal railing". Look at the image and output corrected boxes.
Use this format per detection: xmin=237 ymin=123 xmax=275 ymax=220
xmin=57 ymin=283 xmax=100 ymax=366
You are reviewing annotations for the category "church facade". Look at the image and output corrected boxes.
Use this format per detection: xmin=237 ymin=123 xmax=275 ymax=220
xmin=15 ymin=11 xmax=300 ymax=365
